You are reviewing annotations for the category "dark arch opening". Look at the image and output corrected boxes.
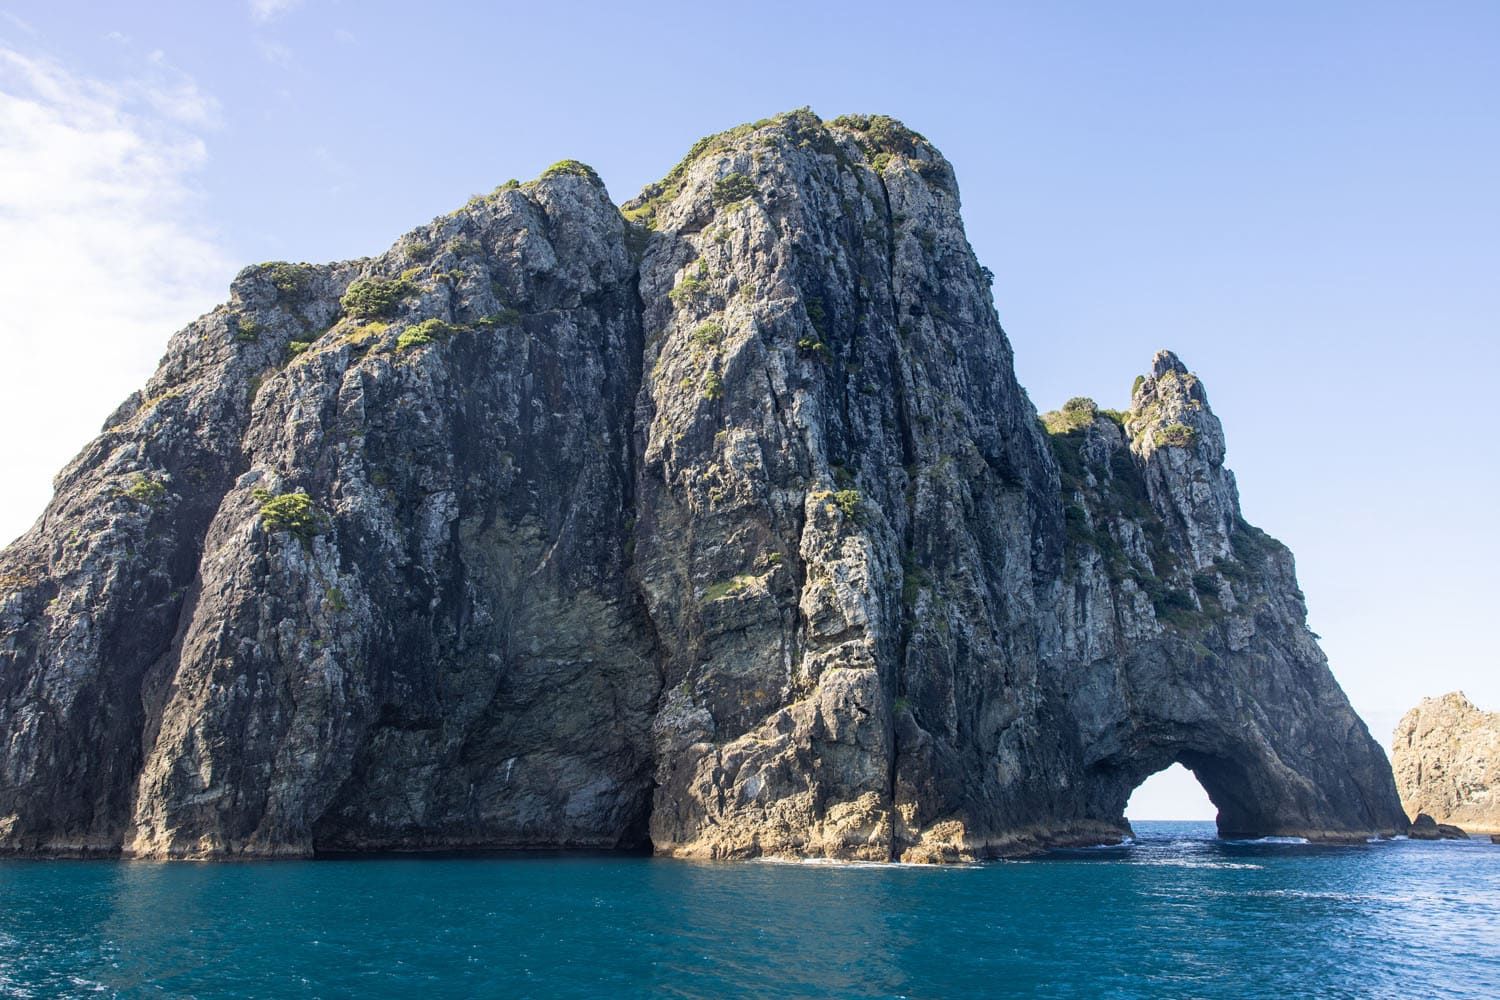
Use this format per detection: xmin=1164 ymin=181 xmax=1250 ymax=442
xmin=1090 ymin=741 xmax=1299 ymax=840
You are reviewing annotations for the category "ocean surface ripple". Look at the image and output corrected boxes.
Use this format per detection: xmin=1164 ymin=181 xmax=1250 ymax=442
xmin=0 ymin=821 xmax=1495 ymax=998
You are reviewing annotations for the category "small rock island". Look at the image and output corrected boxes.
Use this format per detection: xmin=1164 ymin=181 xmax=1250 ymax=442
xmin=1394 ymin=692 xmax=1498 ymax=835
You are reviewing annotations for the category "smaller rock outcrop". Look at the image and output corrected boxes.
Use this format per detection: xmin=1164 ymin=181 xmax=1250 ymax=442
xmin=1393 ymin=692 xmax=1500 ymax=834
xmin=1408 ymin=813 xmax=1469 ymax=840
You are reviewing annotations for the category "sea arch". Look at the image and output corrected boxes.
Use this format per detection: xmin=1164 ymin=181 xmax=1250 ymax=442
xmin=1084 ymin=723 xmax=1329 ymax=840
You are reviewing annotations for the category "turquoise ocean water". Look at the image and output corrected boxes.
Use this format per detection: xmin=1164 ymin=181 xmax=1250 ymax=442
xmin=1 ymin=821 xmax=1495 ymax=998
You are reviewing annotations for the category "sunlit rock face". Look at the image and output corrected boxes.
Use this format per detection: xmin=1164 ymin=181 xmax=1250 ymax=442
xmin=1394 ymin=693 xmax=1500 ymax=834
xmin=0 ymin=111 xmax=1407 ymax=860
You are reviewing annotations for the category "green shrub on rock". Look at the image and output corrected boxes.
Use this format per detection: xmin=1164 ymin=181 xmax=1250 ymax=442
xmin=702 ymin=370 xmax=724 ymax=401
xmin=833 ymin=489 xmax=862 ymax=519
xmin=396 ymin=318 xmax=463 ymax=351
xmin=1063 ymin=397 xmax=1097 ymax=416
xmin=252 ymin=488 xmax=326 ymax=543
xmin=1153 ymin=423 xmax=1197 ymax=449
xmin=712 ymin=172 xmax=756 ymax=206
xmin=691 ymin=320 xmax=724 ymax=350
xmin=669 ymin=272 xmax=710 ymax=307
xmin=341 ymin=275 xmax=415 ymax=319
xmin=122 ymin=473 xmax=167 ymax=506
xmin=233 ymin=316 xmax=262 ymax=343
xmin=263 ymin=262 xmax=314 ymax=300
xmin=796 ymin=337 xmax=829 ymax=358
xmin=541 ymin=160 xmax=601 ymax=184
xmin=1041 ymin=398 xmax=1099 ymax=435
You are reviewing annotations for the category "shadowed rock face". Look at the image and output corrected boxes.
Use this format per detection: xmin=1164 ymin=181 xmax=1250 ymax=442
xmin=0 ymin=111 xmax=1408 ymax=860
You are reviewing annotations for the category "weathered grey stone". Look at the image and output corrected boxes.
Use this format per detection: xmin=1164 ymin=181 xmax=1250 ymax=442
xmin=0 ymin=111 xmax=1407 ymax=860
xmin=1394 ymin=692 xmax=1499 ymax=834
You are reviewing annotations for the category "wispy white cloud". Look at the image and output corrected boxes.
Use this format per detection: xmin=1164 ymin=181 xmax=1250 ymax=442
xmin=0 ymin=45 xmax=231 ymax=543
xmin=136 ymin=49 xmax=223 ymax=127
xmin=249 ymin=0 xmax=303 ymax=23
xmin=255 ymin=38 xmax=293 ymax=66
xmin=1 ymin=11 xmax=37 ymax=36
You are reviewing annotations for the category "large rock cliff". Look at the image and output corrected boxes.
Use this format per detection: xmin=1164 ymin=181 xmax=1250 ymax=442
xmin=0 ymin=110 xmax=1408 ymax=860
xmin=1393 ymin=693 xmax=1499 ymax=833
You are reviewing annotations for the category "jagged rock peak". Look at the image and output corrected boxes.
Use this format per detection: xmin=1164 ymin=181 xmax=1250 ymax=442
xmin=0 ymin=110 xmax=1408 ymax=861
xmin=1127 ymin=349 xmax=1222 ymax=458
xmin=1150 ymin=348 xmax=1187 ymax=377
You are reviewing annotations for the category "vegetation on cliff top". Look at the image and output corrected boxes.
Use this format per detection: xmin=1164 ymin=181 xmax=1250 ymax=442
xmin=256 ymin=262 xmax=315 ymax=300
xmin=620 ymin=108 xmax=822 ymax=229
xmin=618 ymin=109 xmax=950 ymax=231
xmin=540 ymin=159 xmax=602 ymax=185
xmin=829 ymin=113 xmax=935 ymax=163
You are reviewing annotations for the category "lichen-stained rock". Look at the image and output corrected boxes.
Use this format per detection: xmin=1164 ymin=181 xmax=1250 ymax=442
xmin=2 ymin=166 xmax=658 ymax=857
xmin=1394 ymin=693 xmax=1500 ymax=834
xmin=1031 ymin=367 xmax=1408 ymax=849
xmin=0 ymin=110 xmax=1408 ymax=860
xmin=628 ymin=111 xmax=1057 ymax=859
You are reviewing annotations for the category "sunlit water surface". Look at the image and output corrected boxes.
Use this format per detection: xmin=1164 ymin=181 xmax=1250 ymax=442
xmin=1 ymin=821 xmax=1496 ymax=998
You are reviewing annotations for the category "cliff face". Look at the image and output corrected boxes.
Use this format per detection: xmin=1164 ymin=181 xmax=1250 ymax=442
xmin=0 ymin=110 xmax=1408 ymax=860
xmin=1394 ymin=693 xmax=1499 ymax=833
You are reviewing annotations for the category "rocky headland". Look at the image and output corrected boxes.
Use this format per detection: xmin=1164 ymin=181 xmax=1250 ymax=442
xmin=0 ymin=110 xmax=1408 ymax=861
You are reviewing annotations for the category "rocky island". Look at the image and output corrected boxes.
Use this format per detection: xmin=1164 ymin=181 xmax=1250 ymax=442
xmin=0 ymin=110 xmax=1408 ymax=861
xmin=1394 ymin=693 xmax=1498 ymax=834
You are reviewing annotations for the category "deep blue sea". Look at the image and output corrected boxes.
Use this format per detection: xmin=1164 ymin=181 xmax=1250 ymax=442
xmin=1 ymin=821 xmax=1496 ymax=998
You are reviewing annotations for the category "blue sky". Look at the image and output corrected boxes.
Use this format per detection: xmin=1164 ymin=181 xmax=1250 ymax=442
xmin=1 ymin=2 xmax=1495 ymax=818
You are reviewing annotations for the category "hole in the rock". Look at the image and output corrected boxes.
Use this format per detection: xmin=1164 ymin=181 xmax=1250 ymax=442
xmin=1125 ymin=761 xmax=1217 ymax=822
